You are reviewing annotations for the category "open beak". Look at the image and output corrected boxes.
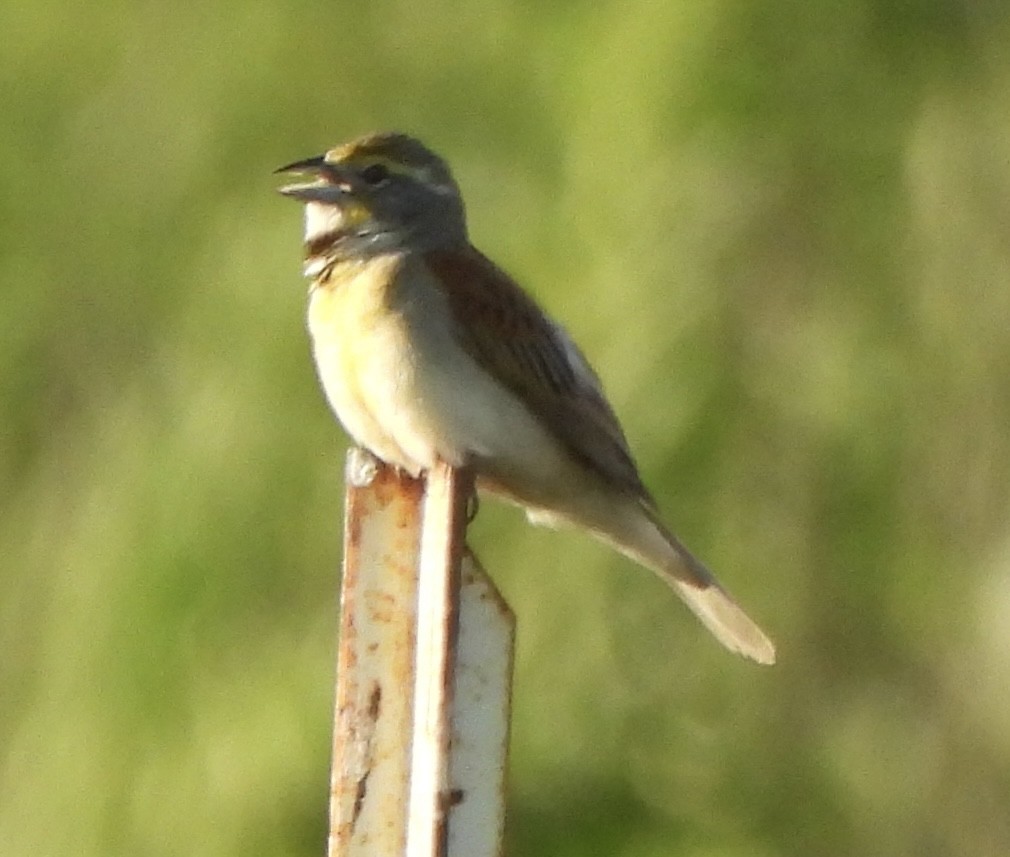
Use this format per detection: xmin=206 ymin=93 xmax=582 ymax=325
xmin=275 ymin=155 xmax=349 ymax=204
xmin=274 ymin=154 xmax=330 ymax=174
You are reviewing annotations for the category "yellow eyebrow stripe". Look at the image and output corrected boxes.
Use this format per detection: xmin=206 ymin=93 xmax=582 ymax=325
xmin=324 ymin=147 xmax=430 ymax=183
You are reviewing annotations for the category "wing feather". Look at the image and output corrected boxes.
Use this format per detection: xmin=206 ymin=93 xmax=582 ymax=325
xmin=424 ymin=247 xmax=651 ymax=501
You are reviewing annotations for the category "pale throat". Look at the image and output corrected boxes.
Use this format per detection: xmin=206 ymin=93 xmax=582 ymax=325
xmin=302 ymin=202 xmax=355 ymax=278
xmin=304 ymin=201 xmax=348 ymax=243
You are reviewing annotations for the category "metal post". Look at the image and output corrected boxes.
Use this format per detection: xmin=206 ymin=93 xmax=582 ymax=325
xmin=328 ymin=450 xmax=514 ymax=857
xmin=329 ymin=450 xmax=423 ymax=855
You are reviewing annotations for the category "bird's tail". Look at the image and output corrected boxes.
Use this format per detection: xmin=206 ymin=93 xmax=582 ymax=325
xmin=612 ymin=502 xmax=777 ymax=665
xmin=666 ymin=574 xmax=776 ymax=664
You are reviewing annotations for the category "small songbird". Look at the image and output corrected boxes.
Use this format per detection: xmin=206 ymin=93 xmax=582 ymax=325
xmin=277 ymin=132 xmax=775 ymax=664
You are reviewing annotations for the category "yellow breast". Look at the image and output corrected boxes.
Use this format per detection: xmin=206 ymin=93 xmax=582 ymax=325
xmin=306 ymin=255 xmax=423 ymax=471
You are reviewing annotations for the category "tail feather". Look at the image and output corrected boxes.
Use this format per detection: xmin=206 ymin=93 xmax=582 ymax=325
xmin=669 ymin=577 xmax=776 ymax=665
xmin=520 ymin=490 xmax=776 ymax=664
xmin=618 ymin=502 xmax=777 ymax=665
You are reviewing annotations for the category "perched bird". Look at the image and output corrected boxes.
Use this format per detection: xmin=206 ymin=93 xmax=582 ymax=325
xmin=277 ymin=132 xmax=775 ymax=664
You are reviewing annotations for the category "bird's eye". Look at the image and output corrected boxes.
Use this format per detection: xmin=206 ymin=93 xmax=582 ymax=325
xmin=360 ymin=163 xmax=390 ymax=186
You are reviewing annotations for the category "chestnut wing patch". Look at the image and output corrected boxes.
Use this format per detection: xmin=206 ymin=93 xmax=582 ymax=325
xmin=424 ymin=248 xmax=651 ymax=501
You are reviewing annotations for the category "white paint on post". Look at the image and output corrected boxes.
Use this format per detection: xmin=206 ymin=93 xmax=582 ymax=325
xmin=448 ymin=555 xmax=515 ymax=857
xmin=406 ymin=462 xmax=469 ymax=857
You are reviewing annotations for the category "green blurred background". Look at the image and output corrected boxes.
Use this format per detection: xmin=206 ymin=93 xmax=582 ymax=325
xmin=5 ymin=1 xmax=1010 ymax=855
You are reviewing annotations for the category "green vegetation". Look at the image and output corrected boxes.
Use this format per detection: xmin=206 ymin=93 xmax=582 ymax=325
xmin=4 ymin=2 xmax=1010 ymax=854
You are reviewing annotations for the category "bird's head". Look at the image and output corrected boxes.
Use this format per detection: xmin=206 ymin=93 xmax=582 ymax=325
xmin=277 ymin=132 xmax=468 ymax=268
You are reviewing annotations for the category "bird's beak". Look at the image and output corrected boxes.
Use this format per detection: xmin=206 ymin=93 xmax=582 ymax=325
xmin=275 ymin=155 xmax=350 ymax=204
xmin=274 ymin=154 xmax=329 ymax=175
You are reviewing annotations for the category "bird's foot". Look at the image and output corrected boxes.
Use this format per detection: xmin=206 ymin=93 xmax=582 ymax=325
xmin=347 ymin=446 xmax=381 ymax=487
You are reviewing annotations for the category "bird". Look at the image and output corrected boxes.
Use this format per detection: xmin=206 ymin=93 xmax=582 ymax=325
xmin=276 ymin=132 xmax=775 ymax=665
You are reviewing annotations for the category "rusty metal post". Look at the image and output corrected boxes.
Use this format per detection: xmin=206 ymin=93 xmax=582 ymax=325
xmin=329 ymin=449 xmax=423 ymax=855
xmin=328 ymin=450 xmax=515 ymax=857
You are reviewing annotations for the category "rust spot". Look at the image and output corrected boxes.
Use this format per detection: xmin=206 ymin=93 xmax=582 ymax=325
xmin=366 ymin=462 xmax=424 ymax=510
xmin=367 ymin=682 xmax=382 ymax=721
xmin=394 ymin=488 xmax=424 ymax=529
xmin=346 ymin=507 xmax=363 ymax=549
xmin=444 ymin=788 xmax=465 ymax=808
xmin=435 ymin=813 xmax=449 ymax=857
xmin=351 ymin=766 xmax=370 ymax=828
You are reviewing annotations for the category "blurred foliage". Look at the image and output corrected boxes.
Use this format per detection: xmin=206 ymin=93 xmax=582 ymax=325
xmin=4 ymin=1 xmax=1010 ymax=855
